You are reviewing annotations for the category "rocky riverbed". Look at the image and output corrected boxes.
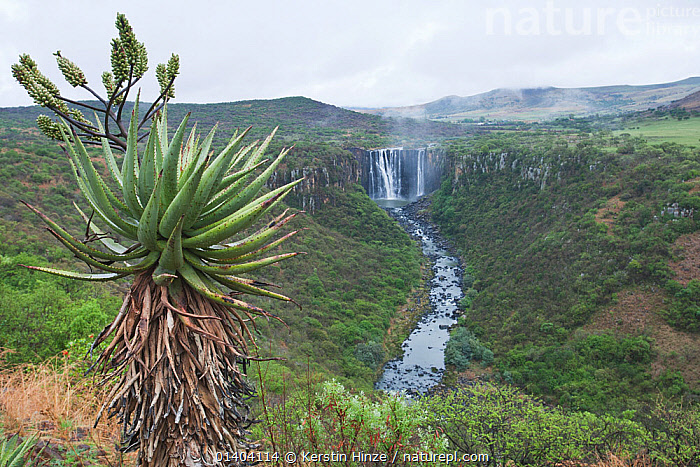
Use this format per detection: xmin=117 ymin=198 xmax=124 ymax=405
xmin=375 ymin=197 xmax=464 ymax=395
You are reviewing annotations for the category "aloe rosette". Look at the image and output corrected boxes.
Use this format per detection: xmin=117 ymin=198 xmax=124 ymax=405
xmin=21 ymin=100 xmax=302 ymax=465
xmin=24 ymin=99 xmax=301 ymax=297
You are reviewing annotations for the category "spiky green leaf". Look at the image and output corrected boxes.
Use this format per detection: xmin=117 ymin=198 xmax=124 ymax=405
xmin=20 ymin=265 xmax=129 ymax=282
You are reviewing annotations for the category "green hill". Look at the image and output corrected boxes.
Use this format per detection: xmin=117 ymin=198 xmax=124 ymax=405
xmin=432 ymin=128 xmax=700 ymax=412
xmin=1 ymin=97 xmax=471 ymax=150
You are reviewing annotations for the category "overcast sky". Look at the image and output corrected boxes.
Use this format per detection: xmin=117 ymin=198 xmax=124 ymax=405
xmin=1 ymin=0 xmax=699 ymax=109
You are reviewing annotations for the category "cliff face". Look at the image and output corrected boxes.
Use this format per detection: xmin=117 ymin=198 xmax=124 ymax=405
xmin=265 ymin=149 xmax=362 ymax=213
xmin=449 ymin=148 xmax=603 ymax=192
xmin=267 ymin=146 xmax=446 ymax=212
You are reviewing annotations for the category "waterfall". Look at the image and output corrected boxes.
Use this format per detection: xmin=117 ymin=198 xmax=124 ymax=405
xmin=370 ymin=148 xmax=402 ymax=199
xmin=417 ymin=149 xmax=425 ymax=197
xmin=361 ymin=147 xmax=442 ymax=201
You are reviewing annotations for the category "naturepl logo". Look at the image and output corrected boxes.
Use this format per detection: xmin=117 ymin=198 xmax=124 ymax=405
xmin=485 ymin=1 xmax=700 ymax=37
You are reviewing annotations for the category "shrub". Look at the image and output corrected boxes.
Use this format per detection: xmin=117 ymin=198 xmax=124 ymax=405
xmin=422 ymin=383 xmax=648 ymax=467
xmin=354 ymin=341 xmax=385 ymax=369
xmin=255 ymin=380 xmax=448 ymax=466
xmin=445 ymin=327 xmax=493 ymax=370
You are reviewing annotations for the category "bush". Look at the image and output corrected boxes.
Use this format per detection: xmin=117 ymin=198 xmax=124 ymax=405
xmin=354 ymin=341 xmax=385 ymax=369
xmin=637 ymin=397 xmax=700 ymax=466
xmin=255 ymin=380 xmax=448 ymax=466
xmin=444 ymin=327 xmax=493 ymax=370
xmin=458 ymin=287 xmax=478 ymax=310
xmin=0 ymin=253 xmax=119 ymax=364
xmin=422 ymin=383 xmax=648 ymax=467
xmin=663 ymin=279 xmax=700 ymax=332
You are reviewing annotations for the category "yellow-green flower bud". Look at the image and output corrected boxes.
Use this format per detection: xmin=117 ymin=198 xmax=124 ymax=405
xmin=101 ymin=71 xmax=114 ymax=93
xmin=18 ymin=54 xmax=38 ymax=71
xmin=156 ymin=63 xmax=174 ymax=99
xmin=167 ymin=54 xmax=179 ymax=80
xmin=11 ymin=63 xmax=31 ymax=86
xmin=14 ymin=54 xmax=60 ymax=98
xmin=102 ymin=71 xmax=124 ymax=106
xmin=156 ymin=63 xmax=167 ymax=87
xmin=36 ymin=115 xmax=68 ymax=141
xmin=67 ymin=108 xmax=89 ymax=125
xmin=115 ymin=13 xmax=132 ymax=37
xmin=111 ymin=39 xmax=129 ymax=83
xmin=26 ymin=80 xmax=53 ymax=107
xmin=54 ymin=51 xmax=87 ymax=87
xmin=29 ymin=69 xmax=60 ymax=98
xmin=134 ymin=42 xmax=148 ymax=79
xmin=112 ymin=13 xmax=149 ymax=80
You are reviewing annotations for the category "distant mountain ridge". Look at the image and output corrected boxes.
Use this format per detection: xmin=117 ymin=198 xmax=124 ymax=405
xmin=360 ymin=77 xmax=700 ymax=121
xmin=0 ymin=96 xmax=470 ymax=148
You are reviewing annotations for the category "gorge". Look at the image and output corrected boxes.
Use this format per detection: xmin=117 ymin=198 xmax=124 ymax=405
xmin=346 ymin=146 xmax=458 ymax=394
xmin=375 ymin=201 xmax=463 ymax=394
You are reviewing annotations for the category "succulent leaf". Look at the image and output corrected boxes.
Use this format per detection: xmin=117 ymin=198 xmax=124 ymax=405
xmin=138 ymin=119 xmax=158 ymax=203
xmin=95 ymin=116 xmax=124 ymax=188
xmin=67 ymin=156 xmax=137 ymax=238
xmin=245 ymin=127 xmax=278 ymax=169
xmin=184 ymin=251 xmax=299 ymax=276
xmin=181 ymin=143 xmax=212 ymax=197
xmin=182 ymin=185 xmax=291 ymax=249
xmin=73 ymin=202 xmax=130 ymax=254
xmin=159 ymin=215 xmax=185 ymax=271
xmin=177 ymin=263 xmax=267 ymax=315
xmin=192 ymin=146 xmax=292 ymax=229
xmin=155 ymin=106 xmax=167 ymax=172
xmin=182 ymin=128 xmax=249 ymax=229
xmin=162 ymin=112 xmax=190 ymax=207
xmin=159 ymin=153 xmax=209 ymax=238
xmin=197 ymin=210 xmax=299 ymax=260
xmin=137 ymin=173 xmax=162 ymax=251
xmin=20 ymin=265 xmax=128 ymax=282
xmin=21 ymin=201 xmax=146 ymax=262
xmin=210 ymin=229 xmax=300 ymax=265
xmin=122 ymin=97 xmax=143 ymax=217
xmin=203 ymin=159 xmax=268 ymax=216
xmin=48 ymin=228 xmax=158 ymax=273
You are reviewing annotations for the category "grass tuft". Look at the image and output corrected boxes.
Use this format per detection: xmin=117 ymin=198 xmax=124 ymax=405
xmin=0 ymin=348 xmax=133 ymax=466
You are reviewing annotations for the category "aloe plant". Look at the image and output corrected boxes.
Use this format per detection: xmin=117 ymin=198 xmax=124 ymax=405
xmin=13 ymin=14 xmax=301 ymax=467
xmin=0 ymin=434 xmax=38 ymax=467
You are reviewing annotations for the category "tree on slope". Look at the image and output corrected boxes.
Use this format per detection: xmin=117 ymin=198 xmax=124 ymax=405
xmin=12 ymin=14 xmax=301 ymax=466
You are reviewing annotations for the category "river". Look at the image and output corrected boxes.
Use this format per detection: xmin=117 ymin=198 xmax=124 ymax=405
xmin=374 ymin=199 xmax=463 ymax=395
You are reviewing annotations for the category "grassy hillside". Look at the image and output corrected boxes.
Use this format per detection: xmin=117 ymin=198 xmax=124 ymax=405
xmin=432 ymin=128 xmax=700 ymax=413
xmin=615 ymin=115 xmax=700 ymax=147
xmin=0 ymin=97 xmax=471 ymax=151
